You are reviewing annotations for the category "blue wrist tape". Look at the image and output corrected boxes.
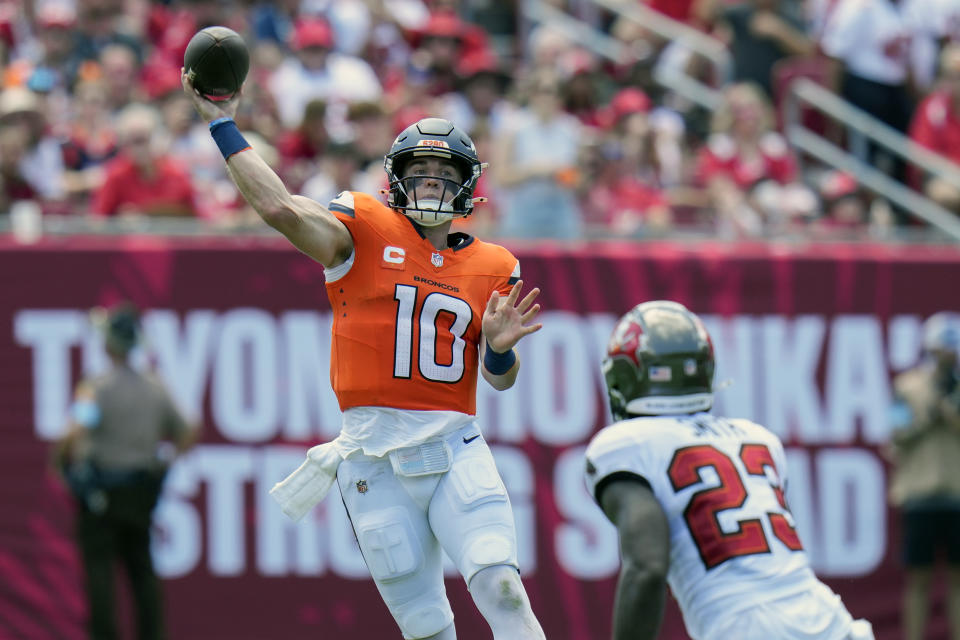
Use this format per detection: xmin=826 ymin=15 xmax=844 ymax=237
xmin=209 ymin=118 xmax=250 ymax=160
xmin=484 ymin=341 xmax=516 ymax=375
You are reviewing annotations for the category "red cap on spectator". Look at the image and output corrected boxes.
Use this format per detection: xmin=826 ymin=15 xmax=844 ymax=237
xmin=0 ymin=5 xmax=14 ymax=50
xmin=456 ymin=49 xmax=501 ymax=79
xmin=820 ymin=171 xmax=859 ymax=201
xmin=292 ymin=18 xmax=333 ymax=50
xmin=600 ymin=88 xmax=651 ymax=128
xmin=611 ymin=88 xmax=651 ymax=118
xmin=420 ymin=12 xmax=465 ymax=41
xmin=0 ymin=86 xmax=40 ymax=118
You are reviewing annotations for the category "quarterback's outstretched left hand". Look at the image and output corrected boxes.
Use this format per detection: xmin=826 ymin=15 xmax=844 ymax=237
xmin=483 ymin=280 xmax=542 ymax=353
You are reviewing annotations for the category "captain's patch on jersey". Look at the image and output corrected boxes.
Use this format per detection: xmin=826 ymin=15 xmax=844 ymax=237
xmin=382 ymin=246 xmax=406 ymax=270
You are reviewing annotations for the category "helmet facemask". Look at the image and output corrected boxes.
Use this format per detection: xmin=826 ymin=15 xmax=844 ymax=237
xmin=391 ymin=162 xmax=472 ymax=227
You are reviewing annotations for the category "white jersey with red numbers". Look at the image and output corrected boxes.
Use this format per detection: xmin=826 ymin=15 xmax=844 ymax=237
xmin=584 ymin=413 xmax=871 ymax=640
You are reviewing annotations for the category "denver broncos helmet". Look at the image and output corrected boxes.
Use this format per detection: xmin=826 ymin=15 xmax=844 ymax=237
xmin=603 ymin=301 xmax=715 ymax=420
xmin=383 ymin=118 xmax=482 ymax=226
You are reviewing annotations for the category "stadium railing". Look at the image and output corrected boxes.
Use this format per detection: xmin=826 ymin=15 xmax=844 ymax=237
xmin=784 ymin=78 xmax=960 ymax=242
xmin=520 ymin=0 xmax=729 ymax=110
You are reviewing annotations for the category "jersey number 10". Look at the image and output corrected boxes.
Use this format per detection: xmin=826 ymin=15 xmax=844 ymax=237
xmin=394 ymin=284 xmax=472 ymax=383
xmin=668 ymin=443 xmax=803 ymax=570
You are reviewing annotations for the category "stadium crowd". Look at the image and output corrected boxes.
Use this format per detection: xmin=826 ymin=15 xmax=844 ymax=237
xmin=0 ymin=0 xmax=958 ymax=240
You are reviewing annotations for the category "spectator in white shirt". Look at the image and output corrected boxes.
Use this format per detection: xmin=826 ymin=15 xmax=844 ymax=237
xmin=267 ymin=17 xmax=382 ymax=131
xmin=821 ymin=0 xmax=918 ymax=178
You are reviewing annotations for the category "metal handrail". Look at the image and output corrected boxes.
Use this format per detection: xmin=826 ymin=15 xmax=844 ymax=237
xmin=787 ymin=128 xmax=960 ymax=241
xmin=588 ymin=0 xmax=733 ymax=85
xmin=519 ymin=0 xmax=723 ymax=109
xmin=520 ymin=0 xmax=627 ymax=63
xmin=653 ymin=65 xmax=722 ymax=110
xmin=786 ymin=79 xmax=960 ymax=186
xmin=784 ymin=78 xmax=960 ymax=241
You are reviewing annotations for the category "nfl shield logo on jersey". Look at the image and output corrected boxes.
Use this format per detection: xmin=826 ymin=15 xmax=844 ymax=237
xmin=356 ymin=480 xmax=368 ymax=494
xmin=431 ymin=252 xmax=444 ymax=267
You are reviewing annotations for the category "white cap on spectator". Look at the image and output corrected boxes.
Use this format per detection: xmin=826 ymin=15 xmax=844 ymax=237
xmin=0 ymin=87 xmax=40 ymax=119
xmin=923 ymin=312 xmax=960 ymax=353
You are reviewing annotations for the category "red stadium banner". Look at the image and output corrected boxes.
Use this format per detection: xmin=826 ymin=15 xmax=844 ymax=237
xmin=1 ymin=237 xmax=958 ymax=640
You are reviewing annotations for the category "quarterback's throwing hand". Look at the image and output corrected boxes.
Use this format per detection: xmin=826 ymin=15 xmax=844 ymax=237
xmin=483 ymin=280 xmax=542 ymax=353
xmin=181 ymin=67 xmax=241 ymax=123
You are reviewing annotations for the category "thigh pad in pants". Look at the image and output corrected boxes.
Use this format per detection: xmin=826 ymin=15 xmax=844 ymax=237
xmin=430 ymin=434 xmax=519 ymax=585
xmin=338 ymin=456 xmax=453 ymax=639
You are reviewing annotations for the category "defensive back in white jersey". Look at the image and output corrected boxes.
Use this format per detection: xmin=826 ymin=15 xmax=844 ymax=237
xmin=584 ymin=412 xmax=874 ymax=640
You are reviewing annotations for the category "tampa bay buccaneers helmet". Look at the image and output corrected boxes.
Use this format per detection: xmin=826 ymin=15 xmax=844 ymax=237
xmin=603 ymin=301 xmax=715 ymax=420
xmin=383 ymin=117 xmax=482 ymax=226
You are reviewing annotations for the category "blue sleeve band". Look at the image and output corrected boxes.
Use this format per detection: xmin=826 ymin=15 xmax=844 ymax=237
xmin=210 ymin=118 xmax=250 ymax=160
xmin=208 ymin=116 xmax=234 ymax=130
xmin=484 ymin=341 xmax=517 ymax=375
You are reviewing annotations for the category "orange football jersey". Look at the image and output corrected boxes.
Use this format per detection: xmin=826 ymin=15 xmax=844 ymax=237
xmin=324 ymin=191 xmax=520 ymax=415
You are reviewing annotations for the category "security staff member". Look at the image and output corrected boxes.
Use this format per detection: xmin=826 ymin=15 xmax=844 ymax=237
xmin=55 ymin=304 xmax=196 ymax=640
xmin=888 ymin=312 xmax=960 ymax=640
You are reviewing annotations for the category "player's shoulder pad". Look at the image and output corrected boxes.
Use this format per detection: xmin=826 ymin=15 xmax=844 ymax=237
xmin=474 ymin=238 xmax=521 ymax=282
xmin=508 ymin=259 xmax=521 ymax=285
xmin=587 ymin=416 xmax=671 ymax=456
xmin=328 ymin=191 xmax=356 ymax=218
xmin=727 ymin=417 xmax=780 ymax=443
xmin=330 ymin=191 xmax=398 ymax=228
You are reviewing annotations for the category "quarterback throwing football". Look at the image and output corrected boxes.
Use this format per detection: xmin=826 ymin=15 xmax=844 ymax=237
xmin=585 ymin=301 xmax=874 ymax=640
xmin=182 ymin=70 xmax=545 ymax=640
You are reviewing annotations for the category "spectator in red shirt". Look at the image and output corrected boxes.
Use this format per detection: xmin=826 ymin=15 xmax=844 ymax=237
xmin=909 ymin=44 xmax=960 ymax=212
xmin=275 ymin=98 xmax=327 ymax=192
xmin=695 ymin=83 xmax=802 ymax=235
xmin=583 ymin=140 xmax=673 ymax=235
xmin=696 ymin=83 xmax=798 ymax=189
xmin=407 ymin=12 xmax=475 ymax=97
xmin=586 ymin=87 xmax=677 ymax=234
xmin=91 ymin=103 xmax=197 ymax=218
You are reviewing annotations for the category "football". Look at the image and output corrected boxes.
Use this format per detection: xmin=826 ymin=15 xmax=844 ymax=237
xmin=183 ymin=26 xmax=249 ymax=101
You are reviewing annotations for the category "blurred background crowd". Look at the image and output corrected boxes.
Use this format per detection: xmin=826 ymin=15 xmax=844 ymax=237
xmin=2 ymin=0 xmax=960 ymax=241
